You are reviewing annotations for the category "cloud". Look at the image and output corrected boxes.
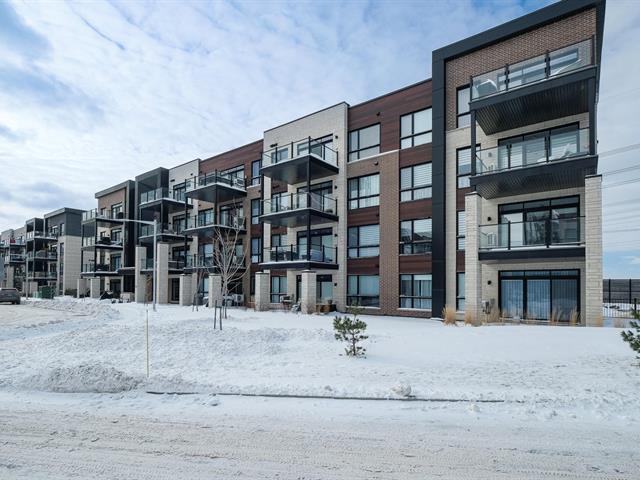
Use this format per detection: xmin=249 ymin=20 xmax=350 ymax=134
xmin=0 ymin=123 xmax=25 ymax=142
xmin=0 ymin=1 xmax=50 ymax=60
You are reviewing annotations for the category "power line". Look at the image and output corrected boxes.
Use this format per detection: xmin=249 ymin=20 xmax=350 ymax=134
xmin=602 ymin=177 xmax=640 ymax=189
xmin=601 ymin=163 xmax=640 ymax=176
xmin=599 ymin=143 xmax=640 ymax=158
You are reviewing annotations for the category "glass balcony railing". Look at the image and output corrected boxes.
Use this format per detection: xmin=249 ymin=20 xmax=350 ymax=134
xmin=185 ymin=213 xmax=246 ymax=230
xmin=139 ymin=188 xmax=190 ymax=205
xmin=471 ymin=38 xmax=593 ymax=100
xmin=26 ymin=230 xmax=58 ymax=240
xmin=28 ymin=271 xmax=57 ymax=279
xmin=475 ymin=127 xmax=590 ymax=174
xmin=82 ymin=261 xmax=118 ymax=273
xmin=262 ymin=192 xmax=338 ymax=216
xmin=479 ymin=217 xmax=584 ymax=251
xmin=82 ymin=209 xmax=124 ymax=222
xmin=139 ymin=223 xmax=185 ymax=237
xmin=262 ymin=137 xmax=338 ymax=168
xmin=83 ymin=236 xmax=123 ymax=247
xmin=184 ymin=171 xmax=245 ymax=192
xmin=263 ymin=245 xmax=337 ymax=264
xmin=5 ymin=254 xmax=25 ymax=263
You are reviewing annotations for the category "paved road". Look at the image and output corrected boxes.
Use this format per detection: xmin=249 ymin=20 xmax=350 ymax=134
xmin=0 ymin=393 xmax=636 ymax=480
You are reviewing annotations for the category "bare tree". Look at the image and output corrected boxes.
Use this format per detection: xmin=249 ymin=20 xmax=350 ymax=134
xmin=211 ymin=217 xmax=247 ymax=315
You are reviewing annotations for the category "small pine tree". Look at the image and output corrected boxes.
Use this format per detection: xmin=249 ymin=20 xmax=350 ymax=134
xmin=621 ymin=309 xmax=640 ymax=363
xmin=333 ymin=305 xmax=368 ymax=357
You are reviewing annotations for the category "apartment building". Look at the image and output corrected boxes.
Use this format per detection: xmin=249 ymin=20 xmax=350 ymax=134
xmin=0 ymin=226 xmax=27 ymax=291
xmin=75 ymin=0 xmax=604 ymax=324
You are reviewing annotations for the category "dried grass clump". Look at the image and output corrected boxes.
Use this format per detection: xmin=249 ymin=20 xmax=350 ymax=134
xmin=442 ymin=305 xmax=457 ymax=326
xmin=464 ymin=310 xmax=480 ymax=326
xmin=569 ymin=309 xmax=580 ymax=326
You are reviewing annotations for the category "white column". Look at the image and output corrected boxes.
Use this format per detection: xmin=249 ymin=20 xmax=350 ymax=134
xmin=584 ymin=174 xmax=603 ymax=326
xmin=134 ymin=246 xmax=146 ymax=303
xmin=464 ymin=192 xmax=482 ymax=323
xmin=156 ymin=242 xmax=169 ymax=304
xmin=76 ymin=278 xmax=87 ymax=298
xmin=179 ymin=274 xmax=192 ymax=306
xmin=5 ymin=266 xmax=14 ymax=288
xmin=254 ymin=272 xmax=270 ymax=311
xmin=300 ymin=270 xmax=317 ymax=314
xmin=89 ymin=277 xmax=100 ymax=299
xmin=208 ymin=274 xmax=223 ymax=308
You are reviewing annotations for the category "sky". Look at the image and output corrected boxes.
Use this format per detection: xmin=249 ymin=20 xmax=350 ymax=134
xmin=0 ymin=0 xmax=639 ymax=277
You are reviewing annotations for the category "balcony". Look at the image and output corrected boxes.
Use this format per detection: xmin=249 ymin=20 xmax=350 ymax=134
xmin=138 ymin=223 xmax=190 ymax=244
xmin=81 ymin=261 xmax=119 ymax=275
xmin=469 ymin=39 xmax=595 ymax=134
xmin=140 ymin=257 xmax=186 ymax=271
xmin=4 ymin=254 xmax=25 ymax=264
xmin=183 ymin=213 xmax=246 ymax=236
xmin=26 ymin=230 xmax=58 ymax=241
xmin=82 ymin=235 xmax=124 ymax=249
xmin=260 ymin=137 xmax=339 ymax=185
xmin=184 ymin=171 xmax=246 ymax=203
xmin=259 ymin=245 xmax=338 ymax=270
xmin=478 ymin=217 xmax=585 ymax=261
xmin=27 ymin=271 xmax=57 ymax=280
xmin=82 ymin=208 xmax=125 ymax=224
xmin=0 ymin=239 xmax=26 ymax=248
xmin=471 ymin=127 xmax=596 ymax=198
xmin=181 ymin=254 xmax=245 ymax=272
xmin=260 ymin=192 xmax=338 ymax=228
xmin=139 ymin=188 xmax=192 ymax=212
xmin=27 ymin=250 xmax=57 ymax=261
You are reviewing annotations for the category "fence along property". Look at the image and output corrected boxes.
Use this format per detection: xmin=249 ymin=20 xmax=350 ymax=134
xmin=603 ymin=279 xmax=640 ymax=319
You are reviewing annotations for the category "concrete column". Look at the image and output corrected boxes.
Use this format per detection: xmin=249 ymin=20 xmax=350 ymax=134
xmin=27 ymin=281 xmax=38 ymax=298
xmin=156 ymin=242 xmax=169 ymax=304
xmin=464 ymin=192 xmax=482 ymax=324
xmin=89 ymin=277 xmax=100 ymax=299
xmin=5 ymin=266 xmax=14 ymax=288
xmin=76 ymin=278 xmax=87 ymax=298
xmin=208 ymin=274 xmax=223 ymax=308
xmin=134 ymin=246 xmax=146 ymax=303
xmin=179 ymin=274 xmax=192 ymax=306
xmin=300 ymin=270 xmax=317 ymax=314
xmin=584 ymin=175 xmax=603 ymax=326
xmin=254 ymin=272 xmax=270 ymax=311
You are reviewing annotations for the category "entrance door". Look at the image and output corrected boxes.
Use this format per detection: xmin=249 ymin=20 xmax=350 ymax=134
xmin=170 ymin=278 xmax=180 ymax=303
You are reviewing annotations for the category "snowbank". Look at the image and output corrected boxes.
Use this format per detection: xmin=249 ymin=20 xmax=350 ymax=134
xmin=27 ymin=363 xmax=141 ymax=393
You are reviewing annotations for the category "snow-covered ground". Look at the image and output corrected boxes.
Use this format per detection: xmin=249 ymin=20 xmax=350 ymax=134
xmin=0 ymin=298 xmax=638 ymax=478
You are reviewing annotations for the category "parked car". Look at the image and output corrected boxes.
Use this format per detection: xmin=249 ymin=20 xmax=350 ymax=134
xmin=0 ymin=288 xmax=21 ymax=305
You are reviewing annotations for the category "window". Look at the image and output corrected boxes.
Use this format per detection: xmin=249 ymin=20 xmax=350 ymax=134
xmin=400 ymin=219 xmax=432 ymax=254
xmin=298 ymin=229 xmax=334 ymax=262
xmin=60 ymin=223 xmax=65 ymax=236
xmin=173 ymin=215 xmax=186 ymax=234
xmin=499 ymin=270 xmax=579 ymax=321
xmin=251 ymin=159 xmax=261 ymax=186
xmin=400 ymin=108 xmax=432 ymax=148
xmin=349 ymin=124 xmax=380 ymax=161
xmin=457 ymin=273 xmax=465 ymax=311
xmin=348 ymin=224 xmax=380 ymax=258
xmin=457 ymin=148 xmax=472 ymax=188
xmin=219 ymin=204 xmax=243 ymax=226
xmin=270 ymin=146 xmax=289 ymax=164
xmin=111 ymin=229 xmax=122 ymax=243
xmin=457 ymin=86 xmax=470 ymax=128
xmin=251 ymin=199 xmax=261 ymax=225
xmin=400 ymin=274 xmax=432 ymax=310
xmin=271 ymin=234 xmax=283 ymax=247
xmin=347 ymin=275 xmax=379 ymax=307
xmin=457 ymin=211 xmax=466 ymax=250
xmin=111 ymin=254 xmax=122 ymax=271
xmin=297 ymin=135 xmax=333 ymax=161
xmin=198 ymin=208 xmax=214 ymax=226
xmin=221 ymin=165 xmax=244 ymax=183
xmin=400 ymin=163 xmax=432 ymax=201
xmin=271 ymin=275 xmax=287 ymax=303
xmin=173 ymin=183 xmax=186 ymax=202
xmin=111 ymin=203 xmax=122 ymax=219
xmin=348 ymin=174 xmax=380 ymax=209
xmin=251 ymin=237 xmax=262 ymax=263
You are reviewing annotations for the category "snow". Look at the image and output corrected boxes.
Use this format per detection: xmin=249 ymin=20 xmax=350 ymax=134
xmin=0 ymin=298 xmax=638 ymax=423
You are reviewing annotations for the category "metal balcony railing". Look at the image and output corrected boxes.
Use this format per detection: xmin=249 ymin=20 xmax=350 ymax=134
xmin=82 ymin=209 xmax=125 ymax=222
xmin=185 ymin=213 xmax=245 ymax=230
xmin=139 ymin=188 xmax=190 ymax=205
xmin=262 ymin=192 xmax=338 ymax=216
xmin=139 ymin=223 xmax=185 ymax=237
xmin=479 ymin=217 xmax=584 ymax=250
xmin=471 ymin=38 xmax=594 ymax=100
xmin=475 ymin=127 xmax=590 ymax=175
xmin=82 ymin=261 xmax=118 ymax=273
xmin=261 ymin=137 xmax=338 ymax=168
xmin=263 ymin=245 xmax=337 ymax=264
xmin=184 ymin=171 xmax=246 ymax=192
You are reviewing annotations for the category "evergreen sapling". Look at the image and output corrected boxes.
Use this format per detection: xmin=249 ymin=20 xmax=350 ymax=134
xmin=333 ymin=305 xmax=368 ymax=357
xmin=621 ymin=309 xmax=640 ymax=363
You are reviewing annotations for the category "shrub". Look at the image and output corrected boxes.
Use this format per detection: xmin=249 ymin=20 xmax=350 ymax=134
xmin=621 ymin=310 xmax=640 ymax=363
xmin=333 ymin=306 xmax=368 ymax=357
xmin=569 ymin=308 xmax=580 ymax=326
xmin=64 ymin=288 xmax=77 ymax=297
xmin=442 ymin=305 xmax=457 ymax=325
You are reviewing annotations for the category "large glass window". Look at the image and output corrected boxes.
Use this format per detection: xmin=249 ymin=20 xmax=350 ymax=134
xmin=251 ymin=199 xmax=261 ymax=225
xmin=271 ymin=276 xmax=287 ymax=303
xmin=457 ymin=86 xmax=470 ymax=128
xmin=457 ymin=211 xmax=466 ymax=250
xmin=251 ymin=237 xmax=262 ymax=263
xmin=400 ymin=274 xmax=432 ymax=310
xmin=348 ymin=224 xmax=380 ymax=258
xmin=457 ymin=147 xmax=472 ymax=188
xmin=400 ymin=218 xmax=432 ymax=254
xmin=270 ymin=146 xmax=289 ymax=164
xmin=111 ymin=203 xmax=123 ymax=219
xmin=297 ymin=135 xmax=333 ymax=161
xmin=400 ymin=108 xmax=432 ymax=149
xmin=457 ymin=273 xmax=465 ymax=311
xmin=347 ymin=275 xmax=380 ymax=307
xmin=251 ymin=159 xmax=261 ymax=186
xmin=499 ymin=270 xmax=579 ymax=322
xmin=400 ymin=163 xmax=432 ymax=201
xmin=349 ymin=124 xmax=380 ymax=161
xmin=348 ymin=174 xmax=380 ymax=209
xmin=222 ymin=165 xmax=244 ymax=183
xmin=298 ymin=229 xmax=334 ymax=262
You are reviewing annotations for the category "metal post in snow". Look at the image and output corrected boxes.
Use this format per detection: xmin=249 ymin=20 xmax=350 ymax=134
xmin=153 ymin=219 xmax=157 ymax=312
xmin=145 ymin=308 xmax=150 ymax=378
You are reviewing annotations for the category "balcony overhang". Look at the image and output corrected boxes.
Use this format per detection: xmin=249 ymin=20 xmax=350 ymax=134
xmin=258 ymin=260 xmax=339 ymax=271
xmin=259 ymin=209 xmax=338 ymax=228
xmin=185 ymin=183 xmax=246 ymax=203
xmin=470 ymin=154 xmax=597 ymax=199
xmin=260 ymin=154 xmax=338 ymax=184
xmin=470 ymin=67 xmax=596 ymax=135
xmin=138 ymin=233 xmax=190 ymax=244
xmin=183 ymin=223 xmax=246 ymax=239
xmin=82 ymin=243 xmax=124 ymax=250
xmin=479 ymin=246 xmax=585 ymax=262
